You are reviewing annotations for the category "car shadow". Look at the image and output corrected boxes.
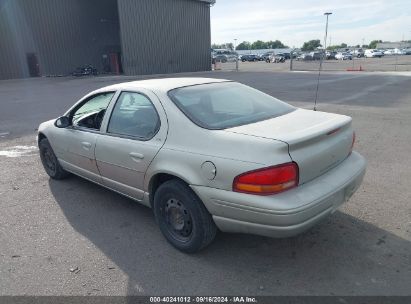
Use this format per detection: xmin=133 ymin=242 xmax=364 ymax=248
xmin=49 ymin=176 xmax=411 ymax=296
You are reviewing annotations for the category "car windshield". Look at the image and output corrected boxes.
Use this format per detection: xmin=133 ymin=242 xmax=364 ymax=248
xmin=168 ymin=82 xmax=295 ymax=130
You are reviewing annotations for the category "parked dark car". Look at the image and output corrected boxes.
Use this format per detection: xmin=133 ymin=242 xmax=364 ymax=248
xmin=241 ymin=54 xmax=260 ymax=62
xmin=211 ymin=49 xmax=238 ymax=63
xmin=310 ymin=51 xmax=323 ymax=60
xmin=326 ymin=51 xmax=337 ymax=60
xmin=277 ymin=53 xmax=292 ymax=59
xmin=297 ymin=53 xmax=313 ymax=61
xmin=260 ymin=52 xmax=274 ymax=62
xmin=261 ymin=52 xmax=274 ymax=62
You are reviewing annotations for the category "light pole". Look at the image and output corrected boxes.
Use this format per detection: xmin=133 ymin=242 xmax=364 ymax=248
xmin=323 ymin=12 xmax=332 ymax=51
xmin=314 ymin=12 xmax=332 ymax=111
xmin=234 ymin=38 xmax=238 ymax=71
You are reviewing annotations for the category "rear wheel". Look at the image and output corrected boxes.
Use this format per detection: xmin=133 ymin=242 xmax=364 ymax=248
xmin=153 ymin=179 xmax=217 ymax=253
xmin=39 ymin=138 xmax=70 ymax=179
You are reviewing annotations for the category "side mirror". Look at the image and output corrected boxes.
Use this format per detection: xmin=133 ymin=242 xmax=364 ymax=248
xmin=54 ymin=116 xmax=70 ymax=128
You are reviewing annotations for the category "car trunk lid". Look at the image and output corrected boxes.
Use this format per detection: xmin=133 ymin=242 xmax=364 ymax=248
xmin=225 ymin=108 xmax=353 ymax=184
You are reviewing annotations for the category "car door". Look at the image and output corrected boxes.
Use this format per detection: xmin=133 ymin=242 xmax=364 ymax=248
xmin=55 ymin=91 xmax=116 ymax=182
xmin=95 ymin=89 xmax=168 ymax=201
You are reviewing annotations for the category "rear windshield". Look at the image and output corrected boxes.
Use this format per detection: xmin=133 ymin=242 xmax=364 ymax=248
xmin=168 ymin=82 xmax=295 ymax=130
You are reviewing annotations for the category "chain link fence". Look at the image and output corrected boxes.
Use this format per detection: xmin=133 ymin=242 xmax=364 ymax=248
xmin=291 ymin=55 xmax=411 ymax=72
xmin=211 ymin=53 xmax=411 ymax=73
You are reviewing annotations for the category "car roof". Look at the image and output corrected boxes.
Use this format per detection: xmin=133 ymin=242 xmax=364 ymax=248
xmin=96 ymin=77 xmax=230 ymax=94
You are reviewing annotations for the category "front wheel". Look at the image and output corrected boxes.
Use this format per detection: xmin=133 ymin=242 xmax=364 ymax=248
xmin=153 ymin=179 xmax=217 ymax=253
xmin=39 ymin=138 xmax=70 ymax=179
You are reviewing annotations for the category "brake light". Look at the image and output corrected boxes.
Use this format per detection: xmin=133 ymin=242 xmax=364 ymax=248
xmin=233 ymin=162 xmax=299 ymax=195
xmin=350 ymin=131 xmax=356 ymax=153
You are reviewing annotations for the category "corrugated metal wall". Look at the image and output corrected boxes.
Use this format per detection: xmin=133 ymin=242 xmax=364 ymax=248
xmin=117 ymin=0 xmax=212 ymax=75
xmin=0 ymin=0 xmax=35 ymax=79
xmin=19 ymin=0 xmax=121 ymax=77
xmin=0 ymin=0 xmax=120 ymax=79
xmin=0 ymin=0 xmax=212 ymax=80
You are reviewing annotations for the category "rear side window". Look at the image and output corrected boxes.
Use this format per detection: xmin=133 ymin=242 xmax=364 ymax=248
xmin=107 ymin=92 xmax=160 ymax=140
xmin=168 ymin=82 xmax=295 ymax=130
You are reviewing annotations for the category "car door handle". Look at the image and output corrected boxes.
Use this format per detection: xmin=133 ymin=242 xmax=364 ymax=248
xmin=129 ymin=152 xmax=144 ymax=162
xmin=81 ymin=142 xmax=92 ymax=150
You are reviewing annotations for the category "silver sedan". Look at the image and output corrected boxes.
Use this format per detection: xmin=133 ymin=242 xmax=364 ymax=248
xmin=38 ymin=78 xmax=366 ymax=253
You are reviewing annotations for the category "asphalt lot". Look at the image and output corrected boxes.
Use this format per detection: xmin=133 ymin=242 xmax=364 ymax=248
xmin=0 ymin=71 xmax=410 ymax=296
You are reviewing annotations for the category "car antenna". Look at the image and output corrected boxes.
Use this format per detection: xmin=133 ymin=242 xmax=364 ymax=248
xmin=314 ymin=12 xmax=332 ymax=111
xmin=313 ymin=57 xmax=323 ymax=111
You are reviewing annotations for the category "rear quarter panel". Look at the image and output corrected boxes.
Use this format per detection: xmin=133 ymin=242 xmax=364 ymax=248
xmin=144 ymin=91 xmax=291 ymax=192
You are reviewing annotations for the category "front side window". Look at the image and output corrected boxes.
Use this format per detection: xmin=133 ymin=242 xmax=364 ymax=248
xmin=71 ymin=92 xmax=114 ymax=130
xmin=107 ymin=92 xmax=160 ymax=140
xmin=168 ymin=82 xmax=295 ymax=130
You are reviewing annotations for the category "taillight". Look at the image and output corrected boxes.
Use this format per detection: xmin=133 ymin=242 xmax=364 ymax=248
xmin=350 ymin=131 xmax=356 ymax=153
xmin=233 ymin=162 xmax=299 ymax=195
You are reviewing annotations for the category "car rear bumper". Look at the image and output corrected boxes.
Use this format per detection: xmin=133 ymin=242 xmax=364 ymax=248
xmin=191 ymin=151 xmax=366 ymax=238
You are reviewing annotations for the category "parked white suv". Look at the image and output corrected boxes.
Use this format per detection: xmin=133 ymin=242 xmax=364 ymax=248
xmin=364 ymin=49 xmax=384 ymax=58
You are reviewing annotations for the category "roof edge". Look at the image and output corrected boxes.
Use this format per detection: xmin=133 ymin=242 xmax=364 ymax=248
xmin=197 ymin=0 xmax=216 ymax=4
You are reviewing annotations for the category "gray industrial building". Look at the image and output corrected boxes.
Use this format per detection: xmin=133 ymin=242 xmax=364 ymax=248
xmin=0 ymin=0 xmax=215 ymax=80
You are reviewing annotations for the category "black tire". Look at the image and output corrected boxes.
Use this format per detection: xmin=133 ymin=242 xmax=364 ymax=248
xmin=153 ymin=179 xmax=217 ymax=253
xmin=39 ymin=138 xmax=70 ymax=179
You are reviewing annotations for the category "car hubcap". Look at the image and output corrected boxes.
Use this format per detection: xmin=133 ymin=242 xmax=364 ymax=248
xmin=164 ymin=198 xmax=193 ymax=241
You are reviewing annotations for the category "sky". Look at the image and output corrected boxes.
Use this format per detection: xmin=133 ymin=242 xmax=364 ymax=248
xmin=210 ymin=0 xmax=411 ymax=48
